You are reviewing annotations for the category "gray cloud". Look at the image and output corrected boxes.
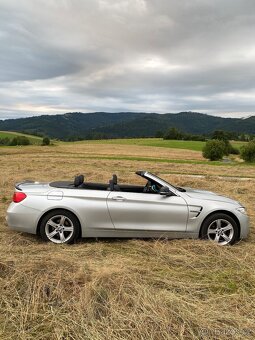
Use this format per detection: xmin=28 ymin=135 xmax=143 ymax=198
xmin=0 ymin=0 xmax=255 ymax=119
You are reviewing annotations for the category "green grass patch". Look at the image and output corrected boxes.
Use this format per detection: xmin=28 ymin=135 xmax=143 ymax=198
xmin=72 ymin=138 xmax=246 ymax=151
xmin=56 ymin=152 xmax=249 ymax=167
xmin=75 ymin=138 xmax=205 ymax=151
xmin=0 ymin=131 xmax=42 ymax=145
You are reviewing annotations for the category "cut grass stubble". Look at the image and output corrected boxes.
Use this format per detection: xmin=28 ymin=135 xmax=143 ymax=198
xmin=0 ymin=141 xmax=254 ymax=340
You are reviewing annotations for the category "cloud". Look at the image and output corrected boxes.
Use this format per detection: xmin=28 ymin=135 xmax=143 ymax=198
xmin=0 ymin=0 xmax=255 ymax=119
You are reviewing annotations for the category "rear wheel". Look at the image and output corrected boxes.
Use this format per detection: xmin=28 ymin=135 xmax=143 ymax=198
xmin=200 ymin=213 xmax=239 ymax=245
xmin=39 ymin=209 xmax=80 ymax=244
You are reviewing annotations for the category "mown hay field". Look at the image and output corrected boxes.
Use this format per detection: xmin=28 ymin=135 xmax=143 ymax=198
xmin=0 ymin=141 xmax=254 ymax=340
xmin=69 ymin=138 xmax=246 ymax=152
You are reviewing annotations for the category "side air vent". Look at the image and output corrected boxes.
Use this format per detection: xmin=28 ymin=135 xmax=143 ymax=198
xmin=188 ymin=205 xmax=203 ymax=219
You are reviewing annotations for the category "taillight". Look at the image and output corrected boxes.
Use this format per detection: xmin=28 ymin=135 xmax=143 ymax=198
xmin=13 ymin=192 xmax=27 ymax=203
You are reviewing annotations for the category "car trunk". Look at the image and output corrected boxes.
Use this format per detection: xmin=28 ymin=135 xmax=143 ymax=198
xmin=15 ymin=181 xmax=51 ymax=193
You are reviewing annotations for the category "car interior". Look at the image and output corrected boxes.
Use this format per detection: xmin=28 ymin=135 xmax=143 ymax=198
xmin=50 ymin=173 xmax=163 ymax=194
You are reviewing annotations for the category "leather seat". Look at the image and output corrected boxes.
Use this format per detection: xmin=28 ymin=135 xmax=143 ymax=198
xmin=107 ymin=174 xmax=121 ymax=191
xmin=74 ymin=174 xmax=84 ymax=187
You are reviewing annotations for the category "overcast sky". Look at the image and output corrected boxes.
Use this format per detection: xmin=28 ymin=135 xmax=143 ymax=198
xmin=0 ymin=0 xmax=255 ymax=119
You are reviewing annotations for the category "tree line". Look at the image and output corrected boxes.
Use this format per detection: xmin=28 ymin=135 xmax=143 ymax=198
xmin=157 ymin=127 xmax=255 ymax=142
xmin=203 ymin=139 xmax=255 ymax=162
xmin=0 ymin=136 xmax=31 ymax=146
xmin=0 ymin=136 xmax=51 ymax=146
xmin=158 ymin=127 xmax=255 ymax=162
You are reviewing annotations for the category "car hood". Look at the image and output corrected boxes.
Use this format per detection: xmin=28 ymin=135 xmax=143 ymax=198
xmin=182 ymin=187 xmax=240 ymax=205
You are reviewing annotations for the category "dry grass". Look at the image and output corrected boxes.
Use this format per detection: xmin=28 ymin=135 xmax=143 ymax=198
xmin=0 ymin=142 xmax=255 ymax=340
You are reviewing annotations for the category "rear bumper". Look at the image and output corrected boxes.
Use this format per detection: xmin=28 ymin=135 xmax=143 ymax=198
xmin=6 ymin=202 xmax=39 ymax=234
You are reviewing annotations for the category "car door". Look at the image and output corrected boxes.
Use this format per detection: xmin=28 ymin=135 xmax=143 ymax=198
xmin=63 ymin=188 xmax=114 ymax=230
xmin=107 ymin=191 xmax=188 ymax=231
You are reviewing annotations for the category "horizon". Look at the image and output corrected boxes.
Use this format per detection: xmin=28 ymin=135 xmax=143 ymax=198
xmin=0 ymin=110 xmax=254 ymax=122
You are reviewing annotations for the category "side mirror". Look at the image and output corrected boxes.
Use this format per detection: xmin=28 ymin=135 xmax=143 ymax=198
xmin=160 ymin=186 xmax=173 ymax=196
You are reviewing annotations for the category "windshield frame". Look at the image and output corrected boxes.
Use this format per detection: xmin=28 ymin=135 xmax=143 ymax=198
xmin=137 ymin=171 xmax=181 ymax=195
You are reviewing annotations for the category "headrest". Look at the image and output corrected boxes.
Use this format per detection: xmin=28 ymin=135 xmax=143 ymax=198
xmin=112 ymin=174 xmax=117 ymax=184
xmin=74 ymin=174 xmax=84 ymax=187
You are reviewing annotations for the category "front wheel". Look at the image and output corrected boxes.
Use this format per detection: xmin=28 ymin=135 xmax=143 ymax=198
xmin=200 ymin=213 xmax=239 ymax=245
xmin=39 ymin=209 xmax=80 ymax=244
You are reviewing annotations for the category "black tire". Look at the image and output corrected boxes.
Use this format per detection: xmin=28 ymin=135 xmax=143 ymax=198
xmin=200 ymin=213 xmax=239 ymax=245
xmin=39 ymin=209 xmax=80 ymax=244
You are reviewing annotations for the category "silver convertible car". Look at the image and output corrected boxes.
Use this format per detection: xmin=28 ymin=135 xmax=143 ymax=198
xmin=7 ymin=171 xmax=249 ymax=245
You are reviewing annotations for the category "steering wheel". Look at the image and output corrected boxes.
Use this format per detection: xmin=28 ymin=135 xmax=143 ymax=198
xmin=143 ymin=180 xmax=151 ymax=193
xmin=143 ymin=181 xmax=160 ymax=193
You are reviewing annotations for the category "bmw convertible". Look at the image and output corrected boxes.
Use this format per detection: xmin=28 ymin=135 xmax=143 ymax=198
xmin=6 ymin=171 xmax=249 ymax=245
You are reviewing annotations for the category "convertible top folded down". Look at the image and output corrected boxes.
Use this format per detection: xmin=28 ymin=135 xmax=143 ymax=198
xmin=49 ymin=172 xmax=152 ymax=193
xmin=50 ymin=181 xmax=109 ymax=190
xmin=50 ymin=180 xmax=145 ymax=192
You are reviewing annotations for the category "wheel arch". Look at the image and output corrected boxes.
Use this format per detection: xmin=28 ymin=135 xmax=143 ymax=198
xmin=199 ymin=210 xmax=241 ymax=239
xmin=36 ymin=208 xmax=82 ymax=238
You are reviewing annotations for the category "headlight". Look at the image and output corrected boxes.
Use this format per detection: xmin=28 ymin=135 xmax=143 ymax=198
xmin=236 ymin=207 xmax=247 ymax=215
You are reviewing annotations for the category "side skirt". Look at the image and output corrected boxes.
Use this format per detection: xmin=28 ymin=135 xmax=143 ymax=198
xmin=82 ymin=228 xmax=199 ymax=239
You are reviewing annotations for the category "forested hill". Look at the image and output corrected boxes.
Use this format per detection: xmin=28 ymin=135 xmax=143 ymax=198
xmin=0 ymin=111 xmax=254 ymax=140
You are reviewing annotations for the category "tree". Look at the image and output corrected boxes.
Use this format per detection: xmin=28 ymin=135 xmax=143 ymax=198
xmin=163 ymin=127 xmax=183 ymax=140
xmin=9 ymin=136 xmax=30 ymax=146
xmin=212 ymin=130 xmax=230 ymax=141
xmin=202 ymin=140 xmax=226 ymax=161
xmin=9 ymin=137 xmax=18 ymax=146
xmin=212 ymin=130 xmax=239 ymax=155
xmin=0 ymin=137 xmax=10 ymax=145
xmin=16 ymin=136 xmax=30 ymax=145
xmin=240 ymin=141 xmax=255 ymax=162
xmin=42 ymin=137 xmax=50 ymax=146
xmin=155 ymin=130 xmax=164 ymax=138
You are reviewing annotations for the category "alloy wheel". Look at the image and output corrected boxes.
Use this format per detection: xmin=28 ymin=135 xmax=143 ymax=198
xmin=45 ymin=215 xmax=74 ymax=244
xmin=207 ymin=219 xmax=234 ymax=245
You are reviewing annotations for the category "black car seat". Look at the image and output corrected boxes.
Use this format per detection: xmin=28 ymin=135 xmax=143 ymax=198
xmin=74 ymin=174 xmax=84 ymax=187
xmin=107 ymin=174 xmax=121 ymax=191
xmin=112 ymin=174 xmax=121 ymax=191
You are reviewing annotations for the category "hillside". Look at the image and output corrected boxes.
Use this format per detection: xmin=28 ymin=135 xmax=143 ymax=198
xmin=0 ymin=131 xmax=42 ymax=144
xmin=0 ymin=111 xmax=254 ymax=140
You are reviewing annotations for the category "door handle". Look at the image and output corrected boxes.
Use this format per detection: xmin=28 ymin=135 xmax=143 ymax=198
xmin=112 ymin=196 xmax=126 ymax=201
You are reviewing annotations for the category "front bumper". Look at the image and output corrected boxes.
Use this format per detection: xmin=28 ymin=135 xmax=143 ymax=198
xmin=6 ymin=202 xmax=39 ymax=234
xmin=236 ymin=210 xmax=250 ymax=239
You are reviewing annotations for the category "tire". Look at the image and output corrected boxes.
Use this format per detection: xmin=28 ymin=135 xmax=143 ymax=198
xmin=39 ymin=209 xmax=80 ymax=244
xmin=200 ymin=213 xmax=239 ymax=245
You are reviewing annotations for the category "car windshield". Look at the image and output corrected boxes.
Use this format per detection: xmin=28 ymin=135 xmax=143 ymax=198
xmin=147 ymin=172 xmax=186 ymax=192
